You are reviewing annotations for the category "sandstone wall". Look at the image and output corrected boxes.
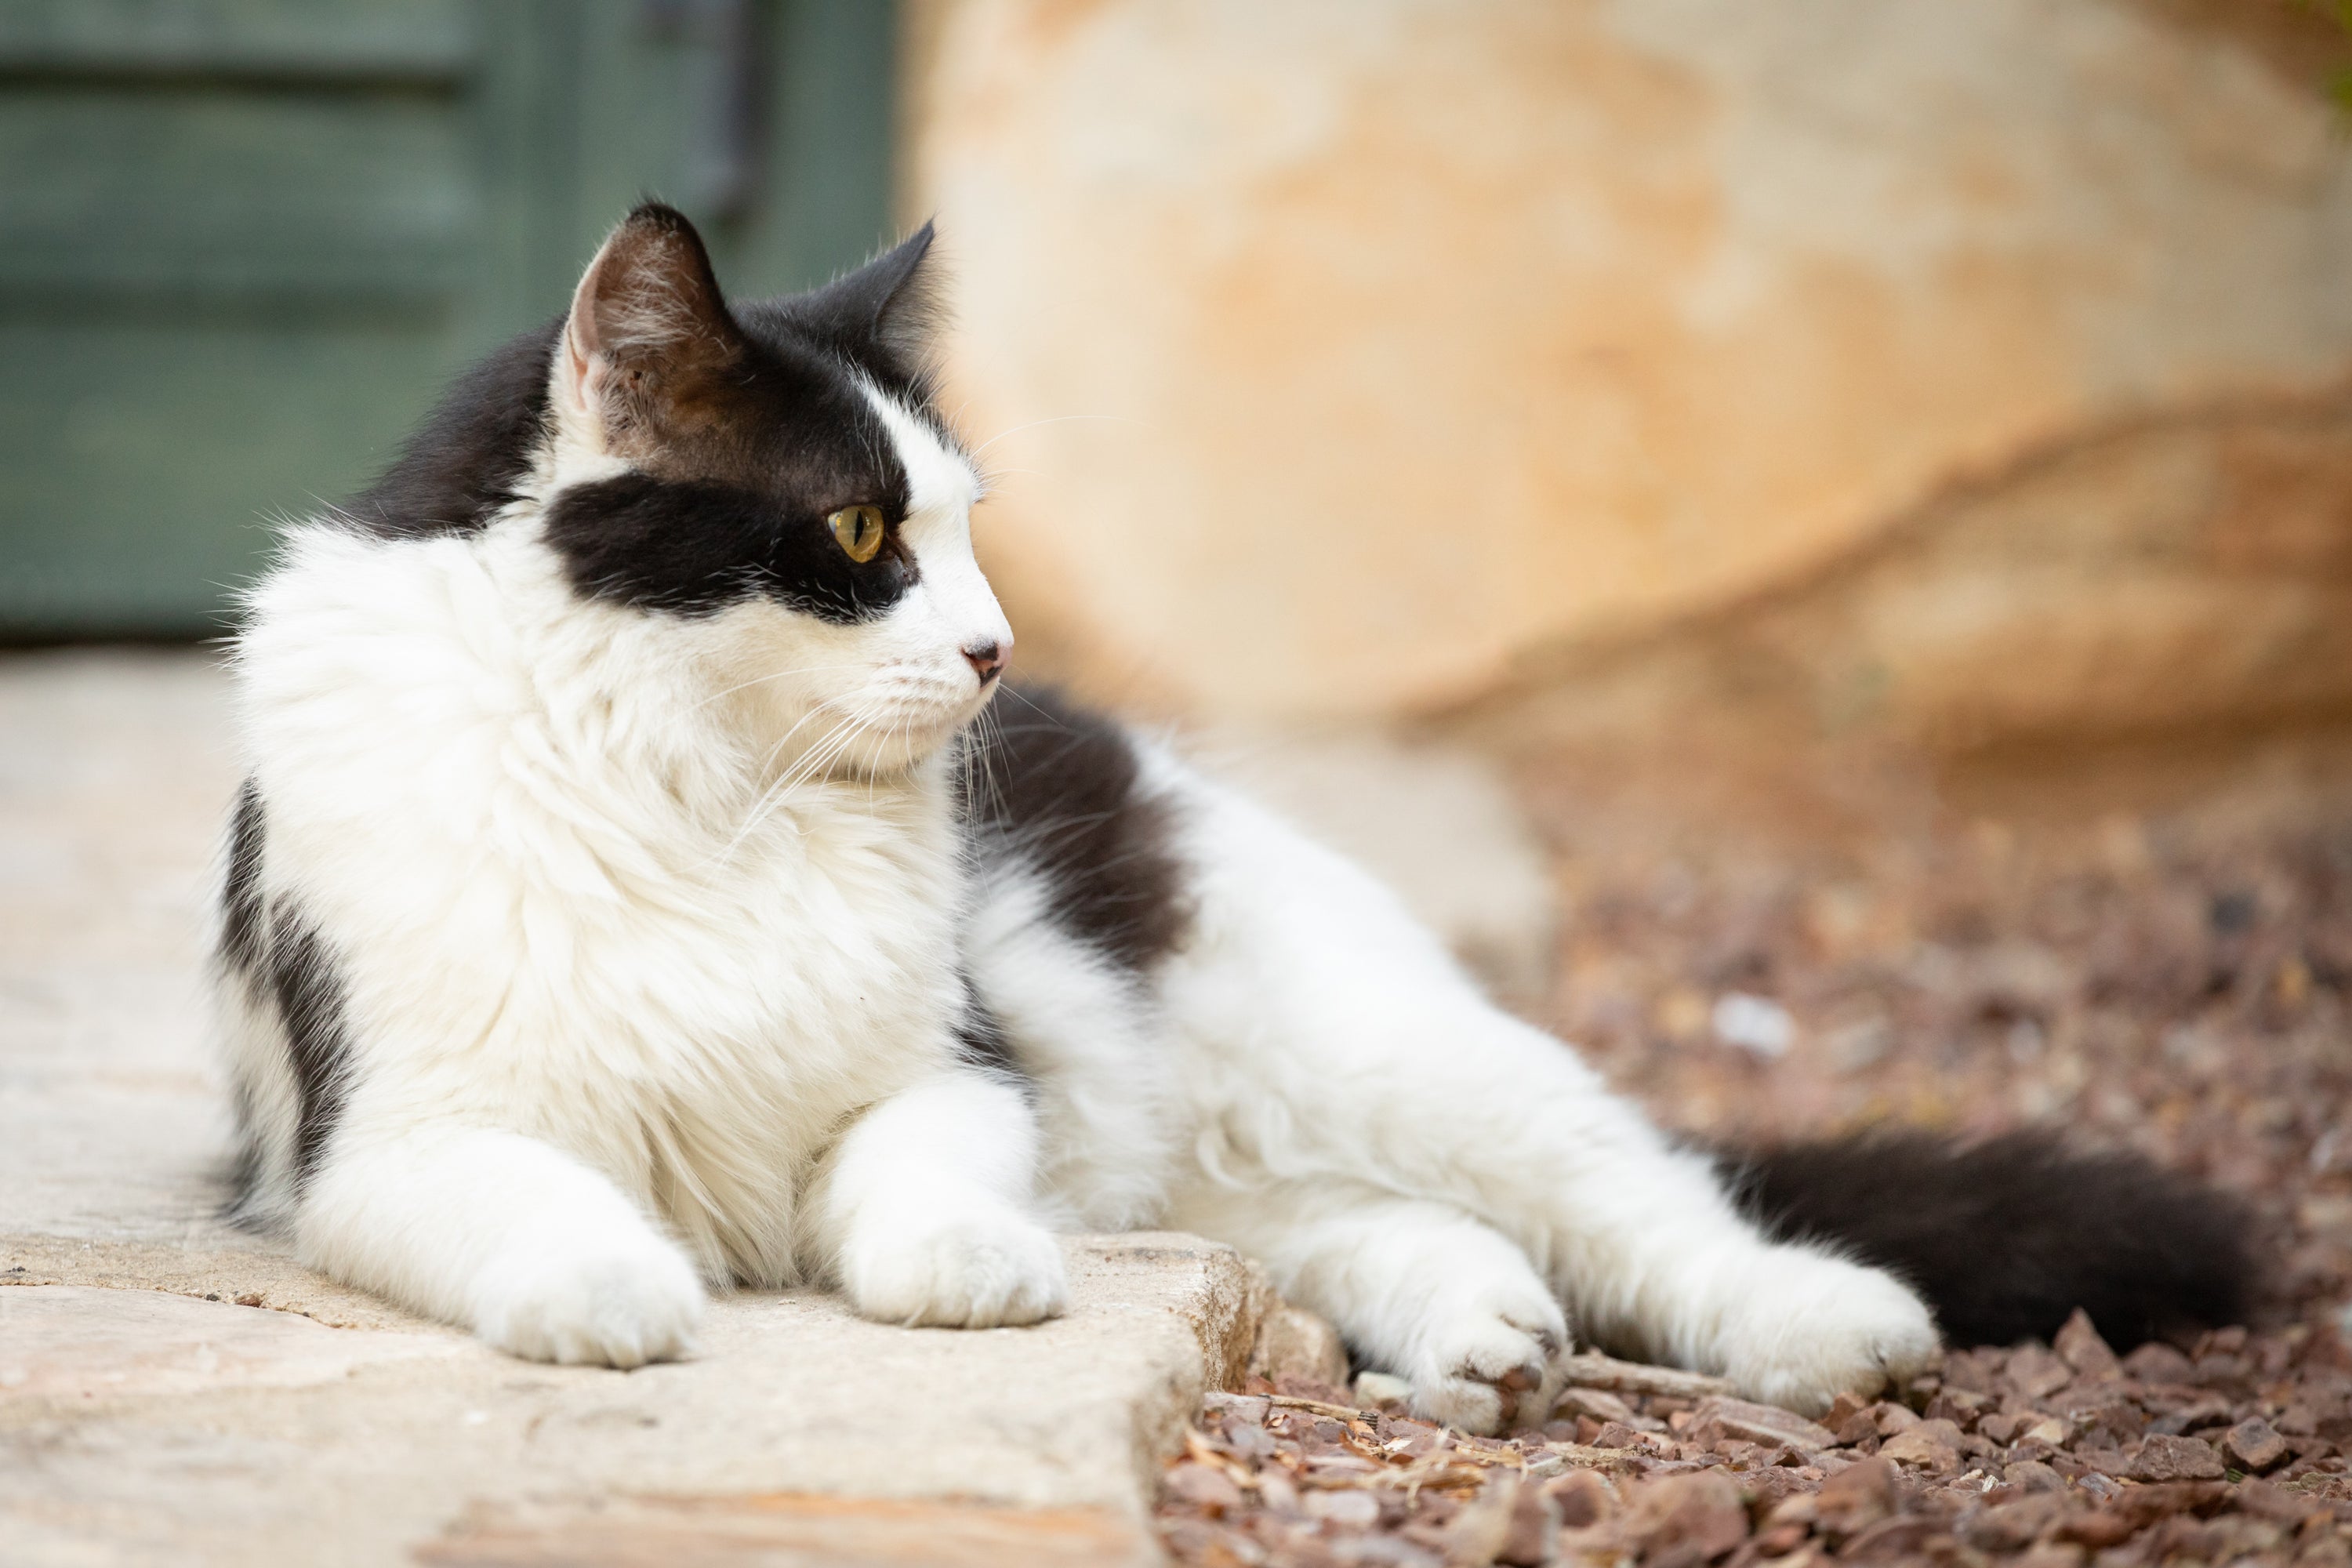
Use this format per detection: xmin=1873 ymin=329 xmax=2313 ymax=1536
xmin=903 ymin=0 xmax=2352 ymax=743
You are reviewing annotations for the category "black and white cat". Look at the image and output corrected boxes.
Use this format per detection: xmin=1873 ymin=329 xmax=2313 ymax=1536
xmin=214 ymin=205 xmax=2244 ymax=1432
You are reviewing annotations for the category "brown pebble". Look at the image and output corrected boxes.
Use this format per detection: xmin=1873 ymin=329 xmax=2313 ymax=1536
xmin=1619 ymin=1470 xmax=1748 ymax=1563
xmin=1592 ymin=1420 xmax=1644 ymax=1450
xmin=1833 ymin=1408 xmax=1878 ymax=1446
xmin=2021 ymin=1414 xmax=2074 ymax=1447
xmin=2224 ymin=1416 xmax=2290 ymax=1472
xmin=2236 ymin=1475 xmax=2332 ymax=1526
xmin=1689 ymin=1394 xmax=1837 ymax=1451
xmin=1163 ymin=1461 xmax=1243 ymax=1515
xmin=1203 ymin=1392 xmax=1269 ymax=1425
xmin=2072 ymin=1445 xmax=2132 ymax=1479
xmin=1545 ymin=1467 xmax=1616 ymax=1530
xmin=1926 ymin=1388 xmax=1990 ymax=1429
xmin=1962 ymin=1492 xmax=2067 ymax=1552
xmin=2009 ymin=1344 xmax=2074 ymax=1401
xmin=1840 ymin=1515 xmax=1940 ymax=1559
xmin=2053 ymin=1309 xmax=2121 ymax=1378
xmin=1814 ymin=1455 xmax=1896 ymax=1540
xmin=2002 ymin=1459 xmax=2066 ymax=1493
xmin=1555 ymin=1385 xmax=1636 ymax=1425
xmin=2129 ymin=1432 xmax=2225 ymax=1483
xmin=2109 ymin=1480 xmax=2230 ymax=1527
xmin=1822 ymin=1391 xmax=1871 ymax=1428
xmin=2054 ymin=1508 xmax=2136 ymax=1549
xmin=1495 ymin=1483 xmax=1559 ymax=1568
xmin=2120 ymin=1342 xmax=2197 ymax=1384
xmin=1878 ymin=1424 xmax=1960 ymax=1472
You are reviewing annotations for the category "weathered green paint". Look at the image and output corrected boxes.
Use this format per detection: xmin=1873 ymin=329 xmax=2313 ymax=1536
xmin=0 ymin=0 xmax=898 ymax=637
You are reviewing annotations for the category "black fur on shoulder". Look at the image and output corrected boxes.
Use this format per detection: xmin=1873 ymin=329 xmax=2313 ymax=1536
xmin=266 ymin=904 xmax=357 ymax=1188
xmin=218 ymin=778 xmax=267 ymax=978
xmin=1715 ymin=1130 xmax=2258 ymax=1349
xmin=212 ymin=788 xmax=355 ymax=1215
xmin=344 ymin=318 xmax=561 ymax=540
xmin=952 ymin=983 xmax=1029 ymax=1093
xmin=963 ymin=685 xmax=1193 ymax=976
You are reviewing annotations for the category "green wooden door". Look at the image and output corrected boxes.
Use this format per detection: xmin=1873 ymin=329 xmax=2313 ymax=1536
xmin=0 ymin=0 xmax=895 ymax=638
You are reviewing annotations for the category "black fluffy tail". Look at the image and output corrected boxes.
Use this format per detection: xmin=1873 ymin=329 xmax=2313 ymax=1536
xmin=1715 ymin=1131 xmax=2259 ymax=1350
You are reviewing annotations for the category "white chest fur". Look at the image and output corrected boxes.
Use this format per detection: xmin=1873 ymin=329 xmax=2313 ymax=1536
xmin=237 ymin=524 xmax=970 ymax=1283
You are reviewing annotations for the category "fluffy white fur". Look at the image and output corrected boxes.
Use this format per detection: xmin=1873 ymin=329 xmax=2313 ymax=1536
xmin=220 ymin=226 xmax=1936 ymax=1426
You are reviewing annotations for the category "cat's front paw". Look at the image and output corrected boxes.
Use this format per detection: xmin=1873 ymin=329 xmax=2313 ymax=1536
xmin=1403 ymin=1279 xmax=1569 ymax=1436
xmin=841 ymin=1205 xmax=1068 ymax=1330
xmin=472 ymin=1233 xmax=706 ymax=1369
xmin=1719 ymin=1250 xmax=1938 ymax=1417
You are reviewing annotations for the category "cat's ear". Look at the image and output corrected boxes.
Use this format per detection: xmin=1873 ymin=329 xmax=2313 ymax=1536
xmin=554 ymin=203 xmax=744 ymax=434
xmin=792 ymin=222 xmax=942 ymax=367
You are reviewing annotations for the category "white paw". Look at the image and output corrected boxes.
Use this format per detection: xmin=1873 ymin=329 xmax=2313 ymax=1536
xmin=1719 ymin=1250 xmax=1939 ymax=1417
xmin=842 ymin=1204 xmax=1069 ymax=1330
xmin=1403 ymin=1278 xmax=1569 ymax=1436
xmin=473 ymin=1233 xmax=706 ymax=1370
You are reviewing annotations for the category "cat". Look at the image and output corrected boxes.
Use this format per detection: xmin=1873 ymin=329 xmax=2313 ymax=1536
xmin=214 ymin=203 xmax=2247 ymax=1432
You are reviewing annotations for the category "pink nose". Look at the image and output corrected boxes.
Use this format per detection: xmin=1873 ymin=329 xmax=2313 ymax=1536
xmin=964 ymin=639 xmax=1008 ymax=684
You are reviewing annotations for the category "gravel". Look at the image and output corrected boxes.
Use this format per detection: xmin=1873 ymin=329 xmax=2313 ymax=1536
xmin=1156 ymin=750 xmax=2352 ymax=1564
xmin=1160 ymin=1311 xmax=2352 ymax=1566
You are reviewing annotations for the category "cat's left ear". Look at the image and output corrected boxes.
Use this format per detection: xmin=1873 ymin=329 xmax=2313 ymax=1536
xmin=789 ymin=222 xmax=942 ymax=368
xmin=555 ymin=202 xmax=746 ymax=437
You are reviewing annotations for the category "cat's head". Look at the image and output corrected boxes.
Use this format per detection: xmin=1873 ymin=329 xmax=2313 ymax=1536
xmin=528 ymin=204 xmax=1009 ymax=775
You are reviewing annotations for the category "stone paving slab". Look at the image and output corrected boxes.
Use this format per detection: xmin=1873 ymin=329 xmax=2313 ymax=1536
xmin=2 ymin=1240 xmax=1256 ymax=1567
xmin=0 ymin=651 xmax=1277 ymax=1566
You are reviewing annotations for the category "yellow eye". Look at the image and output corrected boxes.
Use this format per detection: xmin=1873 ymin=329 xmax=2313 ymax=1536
xmin=828 ymin=504 xmax=886 ymax=563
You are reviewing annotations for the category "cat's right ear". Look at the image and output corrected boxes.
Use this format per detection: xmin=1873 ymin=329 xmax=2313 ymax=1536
xmin=789 ymin=222 xmax=942 ymax=370
xmin=554 ymin=203 xmax=744 ymax=448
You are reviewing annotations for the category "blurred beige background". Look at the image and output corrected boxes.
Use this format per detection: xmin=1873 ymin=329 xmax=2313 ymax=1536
xmin=903 ymin=0 xmax=2352 ymax=757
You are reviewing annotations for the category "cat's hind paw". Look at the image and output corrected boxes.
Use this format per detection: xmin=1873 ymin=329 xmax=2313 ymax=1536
xmin=472 ymin=1232 xmax=706 ymax=1369
xmin=1719 ymin=1250 xmax=1939 ymax=1417
xmin=842 ymin=1204 xmax=1069 ymax=1330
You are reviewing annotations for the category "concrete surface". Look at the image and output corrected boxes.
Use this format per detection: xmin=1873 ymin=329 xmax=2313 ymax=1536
xmin=0 ymin=649 xmax=1280 ymax=1566
xmin=2 ymin=1247 xmax=1257 ymax=1566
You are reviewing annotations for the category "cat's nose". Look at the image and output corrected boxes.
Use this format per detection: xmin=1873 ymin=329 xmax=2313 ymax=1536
xmin=963 ymin=638 xmax=1009 ymax=685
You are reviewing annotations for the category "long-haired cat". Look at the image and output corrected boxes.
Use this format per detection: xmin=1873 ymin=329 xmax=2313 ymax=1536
xmin=216 ymin=205 xmax=2247 ymax=1432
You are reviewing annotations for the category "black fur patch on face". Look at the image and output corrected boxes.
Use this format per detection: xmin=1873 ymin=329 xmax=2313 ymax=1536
xmin=218 ymin=778 xmax=267 ymax=977
xmin=964 ymin=685 xmax=1194 ymax=976
xmin=267 ymin=904 xmax=356 ymax=1188
xmin=543 ymin=465 xmax=915 ymax=623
